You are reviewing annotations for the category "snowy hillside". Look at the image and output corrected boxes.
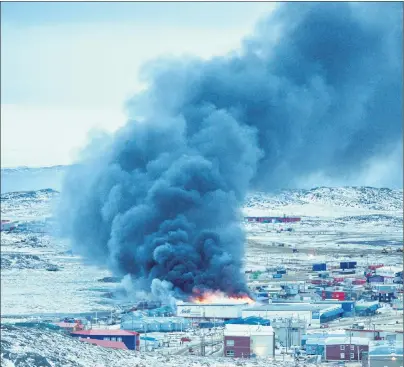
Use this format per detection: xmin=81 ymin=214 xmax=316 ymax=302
xmin=1 ymin=166 xmax=67 ymax=194
xmin=1 ymin=189 xmax=58 ymax=220
xmin=0 ymin=325 xmax=312 ymax=367
xmin=244 ymin=187 xmax=403 ymax=217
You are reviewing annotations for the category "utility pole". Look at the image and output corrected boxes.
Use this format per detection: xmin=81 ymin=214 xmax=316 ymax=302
xmin=349 ymin=330 xmax=352 ymax=362
xmin=200 ymin=330 xmax=205 ymax=356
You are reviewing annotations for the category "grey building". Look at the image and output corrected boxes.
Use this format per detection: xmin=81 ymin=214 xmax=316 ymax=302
xmin=368 ymin=340 xmax=403 ymax=367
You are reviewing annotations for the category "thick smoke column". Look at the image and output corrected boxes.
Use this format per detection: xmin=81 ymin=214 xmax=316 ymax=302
xmin=58 ymin=3 xmax=402 ymax=299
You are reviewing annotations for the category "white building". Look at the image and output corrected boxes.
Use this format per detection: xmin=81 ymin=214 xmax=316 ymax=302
xmin=176 ymin=302 xmax=249 ymax=319
xmin=224 ymin=324 xmax=275 ymax=358
xmin=242 ymin=303 xmax=342 ymax=327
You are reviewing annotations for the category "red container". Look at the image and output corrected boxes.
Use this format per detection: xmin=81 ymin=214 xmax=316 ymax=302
xmin=331 ymin=291 xmax=345 ymax=301
xmin=368 ymin=264 xmax=384 ymax=270
xmin=352 ymin=279 xmax=366 ymax=285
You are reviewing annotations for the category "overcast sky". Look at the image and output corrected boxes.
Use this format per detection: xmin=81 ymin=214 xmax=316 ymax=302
xmin=1 ymin=2 xmax=277 ymax=168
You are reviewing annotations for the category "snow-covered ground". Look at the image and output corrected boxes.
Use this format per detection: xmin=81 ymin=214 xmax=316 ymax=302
xmin=1 ymin=183 xmax=402 ymax=366
xmin=2 ymin=324 xmax=316 ymax=367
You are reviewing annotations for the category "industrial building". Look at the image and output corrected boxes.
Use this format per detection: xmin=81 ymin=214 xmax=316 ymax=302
xmin=176 ymin=302 xmax=248 ymax=319
xmin=223 ymin=324 xmax=275 ymax=358
xmin=354 ymin=301 xmax=380 ymax=316
xmin=71 ymin=329 xmax=139 ymax=350
xmin=324 ymin=336 xmax=369 ymax=361
xmin=120 ymin=316 xmax=191 ymax=332
xmin=241 ymin=303 xmax=343 ymax=326
xmin=271 ymin=318 xmax=306 ymax=348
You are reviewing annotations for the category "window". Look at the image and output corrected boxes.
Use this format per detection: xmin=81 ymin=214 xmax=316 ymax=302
xmin=117 ymin=337 xmax=122 ymax=342
xmin=350 ymin=353 xmax=355 ymax=360
xmin=103 ymin=337 xmax=110 ymax=341
xmin=340 ymin=345 xmax=345 ymax=350
xmin=340 ymin=353 xmax=345 ymax=359
xmin=226 ymin=350 xmax=235 ymax=357
xmin=350 ymin=345 xmax=355 ymax=351
xmin=226 ymin=340 xmax=235 ymax=347
xmin=111 ymin=337 xmax=116 ymax=341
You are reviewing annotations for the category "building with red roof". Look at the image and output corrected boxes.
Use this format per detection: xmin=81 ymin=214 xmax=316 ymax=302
xmin=71 ymin=329 xmax=139 ymax=350
xmin=79 ymin=338 xmax=128 ymax=350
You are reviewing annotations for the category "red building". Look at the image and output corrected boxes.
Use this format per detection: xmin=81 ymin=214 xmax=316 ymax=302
xmin=324 ymin=337 xmax=369 ymax=361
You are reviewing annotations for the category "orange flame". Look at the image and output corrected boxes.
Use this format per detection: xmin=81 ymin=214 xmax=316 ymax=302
xmin=190 ymin=290 xmax=255 ymax=305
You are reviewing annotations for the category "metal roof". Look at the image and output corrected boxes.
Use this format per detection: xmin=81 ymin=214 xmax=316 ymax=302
xmin=72 ymin=329 xmax=139 ymax=336
xmin=244 ymin=303 xmax=331 ymax=312
xmin=369 ymin=341 xmax=403 ymax=356
xmin=79 ymin=338 xmax=128 ymax=350
xmin=324 ymin=337 xmax=370 ymax=346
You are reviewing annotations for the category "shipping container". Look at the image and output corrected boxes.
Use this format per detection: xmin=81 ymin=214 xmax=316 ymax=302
xmin=340 ymin=261 xmax=357 ymax=269
xmin=331 ymin=291 xmax=345 ymax=301
xmin=313 ymin=263 xmax=327 ymax=271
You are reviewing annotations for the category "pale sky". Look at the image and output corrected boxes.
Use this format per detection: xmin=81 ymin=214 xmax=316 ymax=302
xmin=1 ymin=2 xmax=277 ymax=168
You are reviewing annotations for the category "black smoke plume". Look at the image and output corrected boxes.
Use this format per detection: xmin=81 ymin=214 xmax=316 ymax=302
xmin=58 ymin=2 xmax=402 ymax=299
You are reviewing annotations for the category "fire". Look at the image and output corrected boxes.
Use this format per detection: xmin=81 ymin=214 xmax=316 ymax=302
xmin=190 ymin=290 xmax=255 ymax=305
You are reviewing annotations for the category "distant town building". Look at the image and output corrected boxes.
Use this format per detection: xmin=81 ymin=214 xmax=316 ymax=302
xmin=324 ymin=336 xmax=369 ymax=361
xmin=368 ymin=340 xmax=403 ymax=367
xmin=224 ymin=324 xmax=275 ymax=358
xmin=71 ymin=330 xmax=139 ymax=350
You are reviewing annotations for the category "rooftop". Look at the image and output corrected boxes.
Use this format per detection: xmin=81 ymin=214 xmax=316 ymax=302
xmin=369 ymin=340 xmax=403 ymax=356
xmin=79 ymin=338 xmax=128 ymax=350
xmin=72 ymin=329 xmax=139 ymax=336
xmin=244 ymin=303 xmax=332 ymax=312
xmin=224 ymin=324 xmax=274 ymax=336
xmin=324 ymin=337 xmax=370 ymax=346
xmin=177 ymin=302 xmax=249 ymax=307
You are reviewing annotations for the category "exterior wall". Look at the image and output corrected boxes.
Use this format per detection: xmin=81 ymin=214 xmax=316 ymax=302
xmin=224 ymin=336 xmax=250 ymax=358
xmin=241 ymin=310 xmax=312 ymax=325
xmin=347 ymin=330 xmax=380 ymax=340
xmin=325 ymin=344 xmax=369 ymax=361
xmin=250 ymin=335 xmax=274 ymax=357
xmin=177 ymin=303 xmax=245 ymax=319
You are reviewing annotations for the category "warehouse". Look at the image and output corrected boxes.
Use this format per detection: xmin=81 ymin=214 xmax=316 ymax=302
xmin=271 ymin=318 xmax=306 ymax=348
xmin=241 ymin=303 xmax=343 ymax=326
xmin=176 ymin=302 xmax=249 ymax=319
xmin=354 ymin=301 xmax=379 ymax=316
xmin=224 ymin=324 xmax=275 ymax=358
xmin=121 ymin=316 xmax=191 ymax=332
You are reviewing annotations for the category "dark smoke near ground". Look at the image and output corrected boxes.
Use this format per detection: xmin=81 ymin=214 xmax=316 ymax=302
xmin=58 ymin=3 xmax=402 ymax=300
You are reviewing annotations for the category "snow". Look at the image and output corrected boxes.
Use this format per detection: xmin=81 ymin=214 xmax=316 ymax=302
xmin=1 ymin=184 xmax=402 ymax=366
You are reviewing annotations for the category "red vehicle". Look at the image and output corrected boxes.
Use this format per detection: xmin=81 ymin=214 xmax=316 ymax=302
xmin=181 ymin=337 xmax=191 ymax=343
